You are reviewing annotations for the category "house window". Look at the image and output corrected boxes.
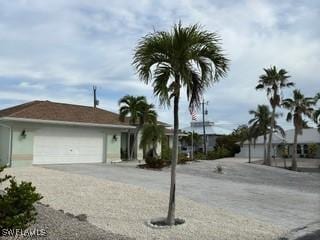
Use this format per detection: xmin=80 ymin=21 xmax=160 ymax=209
xmin=303 ymin=144 xmax=308 ymax=155
xmin=297 ymin=144 xmax=301 ymax=154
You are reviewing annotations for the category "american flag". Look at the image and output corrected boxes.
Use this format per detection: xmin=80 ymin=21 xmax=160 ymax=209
xmin=189 ymin=107 xmax=197 ymax=121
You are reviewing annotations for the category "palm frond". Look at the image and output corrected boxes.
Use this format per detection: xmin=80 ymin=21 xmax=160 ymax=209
xmin=133 ymin=22 xmax=229 ymax=109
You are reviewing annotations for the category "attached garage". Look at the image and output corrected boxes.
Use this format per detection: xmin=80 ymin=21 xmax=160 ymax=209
xmin=33 ymin=127 xmax=105 ymax=164
xmin=0 ymin=100 xmax=138 ymax=167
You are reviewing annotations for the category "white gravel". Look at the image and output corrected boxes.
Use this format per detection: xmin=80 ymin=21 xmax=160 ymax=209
xmin=4 ymin=167 xmax=286 ymax=240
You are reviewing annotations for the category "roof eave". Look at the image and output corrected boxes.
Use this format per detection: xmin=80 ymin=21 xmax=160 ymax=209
xmin=0 ymin=117 xmax=136 ymax=129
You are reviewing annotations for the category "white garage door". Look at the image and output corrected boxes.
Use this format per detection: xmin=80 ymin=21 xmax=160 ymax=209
xmin=33 ymin=127 xmax=104 ymax=164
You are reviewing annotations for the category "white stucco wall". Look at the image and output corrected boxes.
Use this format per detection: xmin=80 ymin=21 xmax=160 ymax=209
xmin=236 ymin=144 xmax=265 ymax=159
xmin=106 ymin=130 xmax=121 ymax=162
xmin=0 ymin=126 xmax=10 ymax=166
xmin=11 ymin=128 xmax=34 ymax=167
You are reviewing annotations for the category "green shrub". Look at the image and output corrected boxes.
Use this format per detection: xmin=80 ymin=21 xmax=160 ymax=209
xmin=207 ymin=147 xmax=232 ymax=160
xmin=145 ymin=156 xmax=167 ymax=168
xmin=194 ymin=152 xmax=207 ymax=160
xmin=0 ymin=166 xmax=42 ymax=230
xmin=178 ymin=153 xmax=189 ymax=164
xmin=161 ymin=145 xmax=172 ymax=161
xmin=207 ymin=150 xmax=219 ymax=160
xmin=308 ymin=144 xmax=318 ymax=158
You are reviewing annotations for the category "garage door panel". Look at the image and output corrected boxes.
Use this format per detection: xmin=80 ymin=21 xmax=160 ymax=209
xmin=33 ymin=127 xmax=104 ymax=164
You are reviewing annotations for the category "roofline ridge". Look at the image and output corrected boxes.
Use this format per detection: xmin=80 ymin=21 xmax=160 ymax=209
xmin=8 ymin=100 xmax=43 ymax=117
xmin=0 ymin=100 xmax=42 ymax=116
xmin=45 ymin=100 xmax=122 ymax=116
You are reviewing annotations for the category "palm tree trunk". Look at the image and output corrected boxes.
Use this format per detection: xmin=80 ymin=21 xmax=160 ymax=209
xmin=130 ymin=126 xmax=141 ymax=160
xmin=248 ymin=140 xmax=251 ymax=163
xmin=292 ymin=128 xmax=298 ymax=171
xmin=263 ymin=134 xmax=267 ymax=164
xmin=167 ymin=94 xmax=179 ymax=225
xmin=152 ymin=140 xmax=158 ymax=158
xmin=266 ymin=107 xmax=276 ymax=166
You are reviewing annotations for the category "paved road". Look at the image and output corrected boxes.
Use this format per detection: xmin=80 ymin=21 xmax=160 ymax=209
xmin=43 ymin=158 xmax=320 ymax=230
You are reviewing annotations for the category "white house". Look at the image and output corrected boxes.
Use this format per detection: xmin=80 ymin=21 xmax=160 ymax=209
xmin=182 ymin=121 xmax=231 ymax=152
xmin=236 ymin=128 xmax=320 ymax=159
xmin=0 ymin=100 xmax=171 ymax=167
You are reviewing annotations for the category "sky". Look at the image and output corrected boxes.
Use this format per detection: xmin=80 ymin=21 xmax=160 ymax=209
xmin=0 ymin=0 xmax=319 ymax=131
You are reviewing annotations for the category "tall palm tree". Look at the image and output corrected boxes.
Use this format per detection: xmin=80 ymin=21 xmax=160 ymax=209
xmin=248 ymin=105 xmax=285 ymax=164
xmin=139 ymin=123 xmax=165 ymax=157
xmin=119 ymin=95 xmax=157 ymax=160
xmin=256 ymin=66 xmax=294 ymax=165
xmin=282 ymin=89 xmax=316 ymax=171
xmin=133 ymin=23 xmax=229 ymax=225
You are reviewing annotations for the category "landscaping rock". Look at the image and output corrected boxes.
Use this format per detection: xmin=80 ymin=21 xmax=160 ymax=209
xmin=75 ymin=213 xmax=87 ymax=222
xmin=65 ymin=212 xmax=74 ymax=218
xmin=0 ymin=204 xmax=134 ymax=240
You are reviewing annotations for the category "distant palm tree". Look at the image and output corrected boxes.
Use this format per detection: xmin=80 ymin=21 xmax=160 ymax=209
xmin=139 ymin=123 xmax=165 ymax=158
xmin=282 ymin=89 xmax=316 ymax=171
xmin=119 ymin=95 xmax=157 ymax=160
xmin=237 ymin=124 xmax=256 ymax=163
xmin=249 ymin=105 xmax=271 ymax=163
xmin=248 ymin=105 xmax=285 ymax=164
xmin=256 ymin=66 xmax=294 ymax=166
xmin=133 ymin=23 xmax=229 ymax=225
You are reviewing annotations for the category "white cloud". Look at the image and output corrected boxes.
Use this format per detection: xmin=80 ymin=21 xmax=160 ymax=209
xmin=0 ymin=0 xmax=319 ymax=128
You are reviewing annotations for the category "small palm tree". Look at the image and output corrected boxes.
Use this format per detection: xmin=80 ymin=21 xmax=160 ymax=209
xmin=249 ymin=105 xmax=271 ymax=163
xmin=119 ymin=95 xmax=157 ymax=160
xmin=256 ymin=66 xmax=294 ymax=165
xmin=140 ymin=123 xmax=165 ymax=158
xmin=133 ymin=23 xmax=229 ymax=225
xmin=248 ymin=105 xmax=284 ymax=164
xmin=282 ymin=89 xmax=316 ymax=171
xmin=237 ymin=125 xmax=257 ymax=163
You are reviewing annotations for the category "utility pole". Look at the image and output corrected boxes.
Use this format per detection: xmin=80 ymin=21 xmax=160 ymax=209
xmin=201 ymin=99 xmax=208 ymax=155
xmin=93 ymin=86 xmax=99 ymax=109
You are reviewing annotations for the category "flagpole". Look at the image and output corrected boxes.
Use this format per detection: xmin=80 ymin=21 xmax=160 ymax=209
xmin=191 ymin=130 xmax=194 ymax=161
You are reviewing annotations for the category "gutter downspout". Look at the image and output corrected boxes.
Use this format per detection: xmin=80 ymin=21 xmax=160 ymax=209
xmin=0 ymin=123 xmax=12 ymax=167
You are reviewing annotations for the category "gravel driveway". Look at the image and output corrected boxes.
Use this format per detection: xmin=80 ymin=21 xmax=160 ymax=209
xmin=43 ymin=158 xmax=320 ymax=230
xmin=5 ymin=166 xmax=284 ymax=240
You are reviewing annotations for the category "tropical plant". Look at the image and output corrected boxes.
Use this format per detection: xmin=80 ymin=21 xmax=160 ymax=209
xmin=237 ymin=124 xmax=256 ymax=163
xmin=133 ymin=23 xmax=229 ymax=225
xmin=278 ymin=143 xmax=288 ymax=168
xmin=248 ymin=105 xmax=271 ymax=163
xmin=256 ymin=66 xmax=294 ymax=165
xmin=248 ymin=105 xmax=285 ymax=164
xmin=282 ymin=89 xmax=316 ymax=170
xmin=207 ymin=146 xmax=232 ymax=160
xmin=139 ymin=123 xmax=165 ymax=158
xmin=308 ymin=143 xmax=318 ymax=158
xmin=215 ymin=126 xmax=252 ymax=157
xmin=0 ymin=166 xmax=42 ymax=230
xmin=119 ymin=95 xmax=157 ymax=160
xmin=180 ymin=132 xmax=202 ymax=146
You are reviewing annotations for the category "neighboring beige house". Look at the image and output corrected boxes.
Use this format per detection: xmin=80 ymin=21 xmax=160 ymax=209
xmin=236 ymin=128 xmax=320 ymax=159
xmin=0 ymin=100 xmax=171 ymax=167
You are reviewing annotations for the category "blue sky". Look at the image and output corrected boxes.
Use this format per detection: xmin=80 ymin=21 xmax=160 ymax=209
xmin=0 ymin=0 xmax=319 ymax=130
